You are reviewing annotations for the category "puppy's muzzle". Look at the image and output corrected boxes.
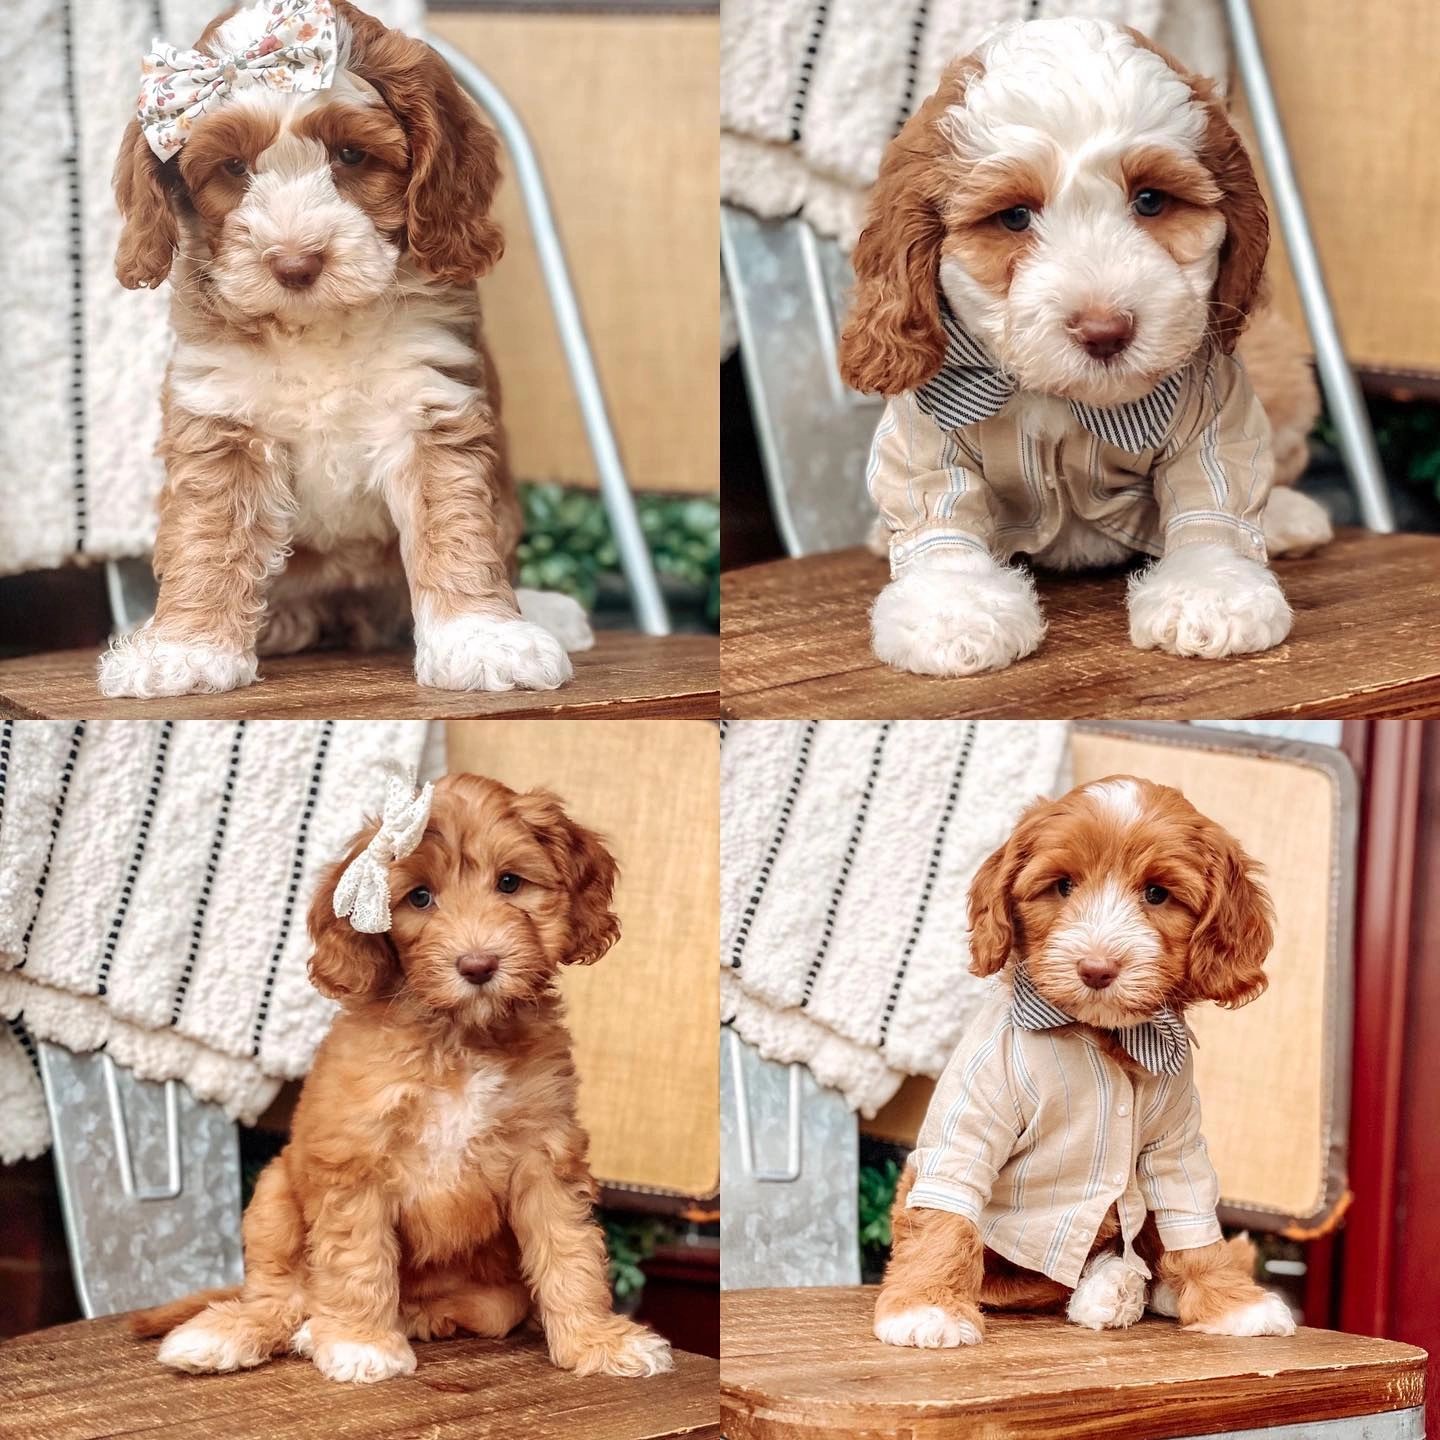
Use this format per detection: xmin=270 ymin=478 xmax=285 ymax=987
xmin=456 ymin=952 xmax=502 ymax=986
xmin=1068 ymin=308 xmax=1134 ymax=361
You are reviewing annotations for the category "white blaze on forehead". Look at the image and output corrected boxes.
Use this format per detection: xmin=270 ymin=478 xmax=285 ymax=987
xmin=1047 ymin=877 xmax=1160 ymax=964
xmin=1086 ymin=779 xmax=1145 ymax=826
xmin=948 ymin=18 xmax=1205 ymax=172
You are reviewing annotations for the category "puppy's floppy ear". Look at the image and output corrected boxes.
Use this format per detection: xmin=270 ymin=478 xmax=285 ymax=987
xmin=837 ymin=55 xmax=979 ymax=396
xmin=114 ymin=119 xmax=179 ymax=289
xmin=342 ymin=3 xmax=504 ymax=284
xmin=515 ymin=790 xmax=621 ymax=966
xmin=1187 ymin=821 xmax=1274 ymax=1008
xmin=1124 ymin=29 xmax=1269 ymax=354
xmin=305 ymin=828 xmax=397 ymax=1001
xmin=967 ymin=798 xmax=1048 ymax=977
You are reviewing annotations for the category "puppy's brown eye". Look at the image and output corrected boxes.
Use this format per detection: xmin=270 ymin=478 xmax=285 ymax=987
xmin=997 ymin=205 xmax=1033 ymax=232
xmin=1055 ymin=877 xmax=1073 ymax=898
xmin=223 ymin=157 xmax=247 ymax=177
xmin=497 ymin=873 xmax=522 ymax=895
xmin=407 ymin=887 xmax=433 ymax=910
xmin=1143 ymin=883 xmax=1169 ymax=905
xmin=336 ymin=146 xmax=366 ymax=166
xmin=1133 ymin=189 xmax=1166 ymax=217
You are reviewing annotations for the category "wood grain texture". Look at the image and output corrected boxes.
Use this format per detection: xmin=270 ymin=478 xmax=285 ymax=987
xmin=0 ymin=635 xmax=719 ymax=720
xmin=429 ymin=12 xmax=719 ymax=495
xmin=720 ymin=530 xmax=1440 ymax=719
xmin=0 ymin=1314 xmax=719 ymax=1440
xmin=720 ymin=1287 xmax=1427 ymax=1440
xmin=1235 ymin=1 xmax=1440 ymax=378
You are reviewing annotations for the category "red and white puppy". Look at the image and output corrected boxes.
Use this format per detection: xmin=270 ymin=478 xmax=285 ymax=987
xmin=103 ymin=0 xmax=591 ymax=698
xmin=131 ymin=774 xmax=671 ymax=1384
xmin=877 ymin=776 xmax=1296 ymax=1347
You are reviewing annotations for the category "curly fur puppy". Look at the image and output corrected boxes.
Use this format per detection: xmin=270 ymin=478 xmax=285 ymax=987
xmin=840 ymin=18 xmax=1332 ymax=677
xmin=102 ymin=0 xmax=591 ymax=699
xmin=876 ymin=776 xmax=1296 ymax=1349
xmin=131 ymin=773 xmax=672 ymax=1385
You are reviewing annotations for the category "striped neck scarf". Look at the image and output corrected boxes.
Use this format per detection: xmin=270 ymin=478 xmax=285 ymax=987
xmin=1010 ymin=965 xmax=1190 ymax=1076
xmin=913 ymin=302 xmax=1185 ymax=455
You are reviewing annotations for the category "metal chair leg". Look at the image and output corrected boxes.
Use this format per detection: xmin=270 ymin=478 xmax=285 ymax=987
xmin=1224 ymin=0 xmax=1395 ymax=533
xmin=429 ymin=35 xmax=672 ymax=634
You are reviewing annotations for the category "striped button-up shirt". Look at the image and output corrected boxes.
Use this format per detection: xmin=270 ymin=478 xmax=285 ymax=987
xmin=866 ymin=320 xmax=1273 ymax=577
xmin=906 ymin=986 xmax=1223 ymax=1287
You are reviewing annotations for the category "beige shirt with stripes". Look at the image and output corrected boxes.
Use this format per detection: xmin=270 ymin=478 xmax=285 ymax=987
xmin=906 ymin=987 xmax=1222 ymax=1287
xmin=867 ymin=349 xmax=1273 ymax=577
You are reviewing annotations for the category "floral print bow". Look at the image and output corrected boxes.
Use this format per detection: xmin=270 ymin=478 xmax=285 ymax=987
xmin=137 ymin=0 xmax=338 ymax=162
xmin=333 ymin=775 xmax=435 ymax=935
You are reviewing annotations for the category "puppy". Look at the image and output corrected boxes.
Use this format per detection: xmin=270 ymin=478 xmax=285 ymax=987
xmin=101 ymin=0 xmax=592 ymax=699
xmin=876 ymin=776 xmax=1296 ymax=1348
xmin=839 ymin=18 xmax=1332 ymax=677
xmin=131 ymin=773 xmax=673 ymax=1384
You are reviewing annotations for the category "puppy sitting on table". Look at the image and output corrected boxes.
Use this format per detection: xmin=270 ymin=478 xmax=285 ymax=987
xmin=876 ymin=776 xmax=1296 ymax=1347
xmin=839 ymin=17 xmax=1332 ymax=677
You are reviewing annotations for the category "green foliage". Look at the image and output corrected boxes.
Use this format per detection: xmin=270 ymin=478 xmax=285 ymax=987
xmin=1316 ymin=398 xmax=1440 ymax=503
xmin=858 ymin=1157 xmax=901 ymax=1274
xmin=603 ymin=1214 xmax=673 ymax=1305
xmin=517 ymin=483 xmax=720 ymax=627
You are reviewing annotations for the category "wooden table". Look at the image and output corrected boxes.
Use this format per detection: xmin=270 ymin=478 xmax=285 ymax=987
xmin=0 ymin=1313 xmax=719 ymax=1440
xmin=0 ymin=633 xmax=719 ymax=720
xmin=721 ymin=1287 xmax=1427 ymax=1440
xmin=721 ymin=529 xmax=1440 ymax=719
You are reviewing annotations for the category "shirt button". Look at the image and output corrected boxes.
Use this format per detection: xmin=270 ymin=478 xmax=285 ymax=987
xmin=1117 ymin=1104 xmax=1130 ymax=1117
xmin=1111 ymin=1173 xmax=1125 ymax=1186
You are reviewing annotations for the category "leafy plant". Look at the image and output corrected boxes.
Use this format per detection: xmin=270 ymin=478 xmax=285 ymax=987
xmin=602 ymin=1214 xmax=673 ymax=1305
xmin=517 ymin=483 xmax=720 ymax=628
xmin=858 ymin=1157 xmax=901 ymax=1278
xmin=1315 ymin=398 xmax=1440 ymax=504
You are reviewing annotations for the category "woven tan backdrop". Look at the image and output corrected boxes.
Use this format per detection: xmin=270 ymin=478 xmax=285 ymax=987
xmin=868 ymin=726 xmax=1345 ymax=1230
xmin=446 ymin=721 xmax=719 ymax=1200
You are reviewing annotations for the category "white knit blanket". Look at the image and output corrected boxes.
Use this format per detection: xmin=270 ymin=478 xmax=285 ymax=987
xmin=720 ymin=720 xmax=1070 ymax=1116
xmin=0 ymin=719 xmax=437 ymax=1162
xmin=720 ymin=0 xmax=1229 ymax=245
xmin=0 ymin=0 xmax=423 ymax=577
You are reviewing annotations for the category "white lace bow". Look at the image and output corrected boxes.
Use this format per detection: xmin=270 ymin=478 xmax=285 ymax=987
xmin=333 ymin=776 xmax=434 ymax=934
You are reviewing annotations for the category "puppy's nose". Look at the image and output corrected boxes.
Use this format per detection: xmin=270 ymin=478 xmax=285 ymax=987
xmin=456 ymin=952 xmax=501 ymax=986
xmin=1070 ymin=309 xmax=1135 ymax=360
xmin=268 ymin=251 xmax=325 ymax=289
xmin=1078 ymin=956 xmax=1119 ymax=990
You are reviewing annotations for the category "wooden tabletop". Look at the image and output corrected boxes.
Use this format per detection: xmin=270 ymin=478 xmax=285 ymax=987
xmin=0 ymin=1314 xmax=719 ymax=1440
xmin=0 ymin=633 xmax=719 ymax=720
xmin=720 ymin=1287 xmax=1427 ymax=1440
xmin=721 ymin=528 xmax=1440 ymax=719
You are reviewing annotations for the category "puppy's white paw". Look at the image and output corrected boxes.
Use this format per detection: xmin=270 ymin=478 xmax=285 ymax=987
xmin=1187 ymin=1291 xmax=1296 ymax=1337
xmin=311 ymin=1335 xmax=417 ymax=1384
xmin=872 ymin=550 xmax=1045 ymax=676
xmin=414 ymin=613 xmax=573 ymax=692
xmin=1067 ymin=1253 xmax=1146 ymax=1330
xmin=99 ymin=626 xmax=257 ymax=698
xmin=1264 ymin=488 xmax=1333 ymax=559
xmin=1128 ymin=544 xmax=1291 ymax=658
xmin=1148 ymin=1280 xmax=1181 ymax=1318
xmin=874 ymin=1305 xmax=983 ymax=1348
xmin=515 ymin=587 xmax=595 ymax=652
xmin=556 ymin=1319 xmax=675 ymax=1377
xmin=158 ymin=1318 xmax=268 ymax=1373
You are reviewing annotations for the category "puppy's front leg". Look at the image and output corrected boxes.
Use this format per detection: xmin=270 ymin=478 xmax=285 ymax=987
xmin=874 ymin=1199 xmax=987 ymax=1348
xmin=98 ymin=412 xmax=292 ymax=698
xmin=298 ymin=1184 xmax=417 ymax=1384
xmin=509 ymin=1154 xmax=673 ymax=1377
xmin=1128 ymin=543 xmax=1291 ymax=659
xmin=388 ymin=410 xmax=572 ymax=692
xmin=1151 ymin=1238 xmax=1295 ymax=1337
